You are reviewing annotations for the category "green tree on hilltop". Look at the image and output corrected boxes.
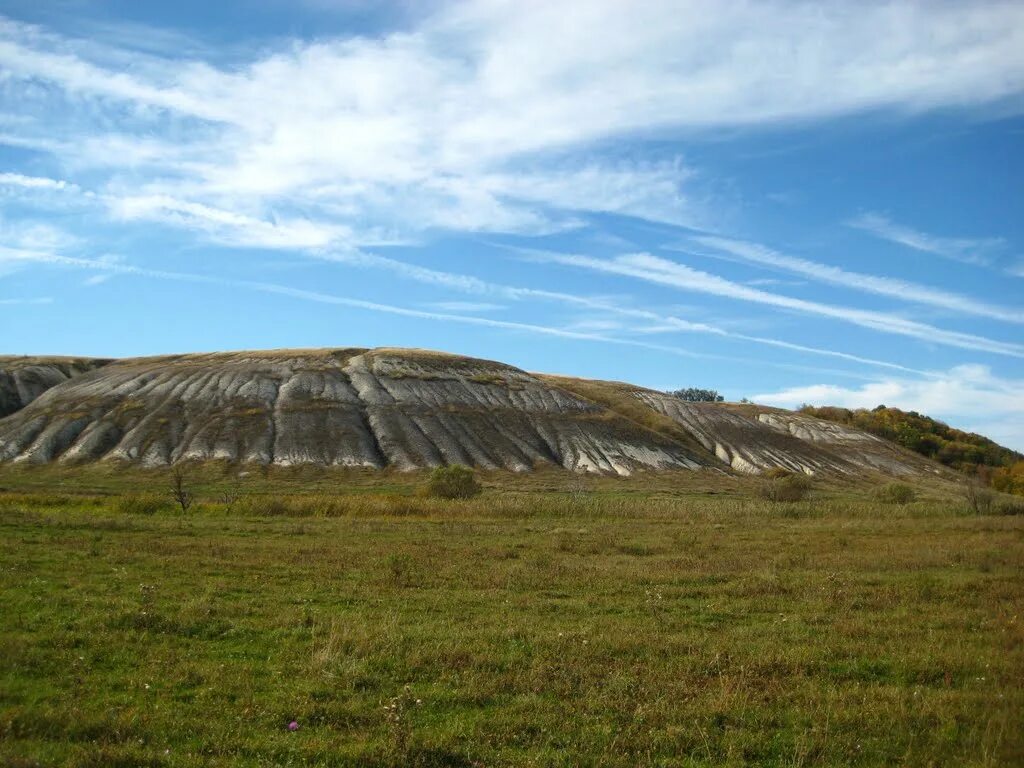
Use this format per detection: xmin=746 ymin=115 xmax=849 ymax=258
xmin=668 ymin=387 xmax=724 ymax=402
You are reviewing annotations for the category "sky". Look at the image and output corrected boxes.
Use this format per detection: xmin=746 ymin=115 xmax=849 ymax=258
xmin=1 ymin=1 xmax=1023 ymax=450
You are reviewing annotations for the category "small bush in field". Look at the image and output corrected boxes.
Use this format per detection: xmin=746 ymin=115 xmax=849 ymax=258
xmin=169 ymin=467 xmax=194 ymax=513
xmin=424 ymin=465 xmax=481 ymax=500
xmin=874 ymin=482 xmax=917 ymax=505
xmin=758 ymin=470 xmax=812 ymax=502
xmin=963 ymin=479 xmax=995 ymax=515
xmin=116 ymin=494 xmax=167 ymax=515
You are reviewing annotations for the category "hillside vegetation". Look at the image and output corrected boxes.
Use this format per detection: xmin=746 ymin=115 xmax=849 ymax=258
xmin=992 ymin=461 xmax=1024 ymax=496
xmin=799 ymin=404 xmax=1022 ymax=487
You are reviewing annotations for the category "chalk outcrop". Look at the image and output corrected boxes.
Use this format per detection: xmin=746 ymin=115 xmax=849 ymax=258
xmin=0 ymin=347 xmax=942 ymax=477
xmin=0 ymin=357 xmax=110 ymax=419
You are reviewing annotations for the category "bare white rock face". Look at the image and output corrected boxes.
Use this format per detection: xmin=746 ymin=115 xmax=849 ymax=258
xmin=0 ymin=348 xmax=941 ymax=477
xmin=754 ymin=411 xmax=937 ymax=476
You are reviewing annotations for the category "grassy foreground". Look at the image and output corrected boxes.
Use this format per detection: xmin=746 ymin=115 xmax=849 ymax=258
xmin=1 ymin=469 xmax=1022 ymax=766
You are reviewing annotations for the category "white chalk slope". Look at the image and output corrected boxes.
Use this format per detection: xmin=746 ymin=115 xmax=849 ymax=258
xmin=0 ymin=348 xmax=941 ymax=477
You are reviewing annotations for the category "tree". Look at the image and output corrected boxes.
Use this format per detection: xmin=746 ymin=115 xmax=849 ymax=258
xmin=667 ymin=387 xmax=724 ymax=403
xmin=992 ymin=461 xmax=1024 ymax=496
xmin=963 ymin=476 xmax=994 ymax=515
xmin=169 ymin=467 xmax=194 ymax=513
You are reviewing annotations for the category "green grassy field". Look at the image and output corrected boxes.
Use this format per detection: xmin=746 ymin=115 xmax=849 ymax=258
xmin=1 ymin=467 xmax=1022 ymax=766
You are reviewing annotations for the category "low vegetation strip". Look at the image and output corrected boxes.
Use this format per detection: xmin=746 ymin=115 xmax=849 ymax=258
xmin=1 ymin=478 xmax=1022 ymax=766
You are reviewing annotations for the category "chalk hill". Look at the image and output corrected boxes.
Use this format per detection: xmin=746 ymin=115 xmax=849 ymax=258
xmin=0 ymin=356 xmax=111 ymax=419
xmin=0 ymin=348 xmax=944 ymax=477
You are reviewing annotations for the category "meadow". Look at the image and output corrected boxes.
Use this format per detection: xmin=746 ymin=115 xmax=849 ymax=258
xmin=0 ymin=465 xmax=1022 ymax=766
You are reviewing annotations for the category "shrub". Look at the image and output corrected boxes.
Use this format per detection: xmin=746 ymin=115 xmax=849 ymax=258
xmin=116 ymin=494 xmax=167 ymax=515
xmin=762 ymin=466 xmax=795 ymax=480
xmin=874 ymin=482 xmax=916 ymax=505
xmin=424 ymin=465 xmax=481 ymax=500
xmin=169 ymin=467 xmax=194 ymax=513
xmin=963 ymin=479 xmax=995 ymax=515
xmin=758 ymin=470 xmax=812 ymax=503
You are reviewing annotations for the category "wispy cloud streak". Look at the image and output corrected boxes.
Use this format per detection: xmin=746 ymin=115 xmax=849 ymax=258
xmin=0 ymin=245 xmax=925 ymax=380
xmin=0 ymin=170 xmax=932 ymax=376
xmin=847 ymin=213 xmax=1006 ymax=265
xmin=309 ymin=247 xmax=931 ymax=375
xmin=529 ymin=248 xmax=1024 ymax=358
xmin=693 ymin=235 xmax=1024 ymax=323
xmin=0 ymin=173 xmax=78 ymax=191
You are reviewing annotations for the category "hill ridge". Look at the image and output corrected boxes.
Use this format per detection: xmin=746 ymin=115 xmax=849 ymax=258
xmin=0 ymin=347 xmax=947 ymax=477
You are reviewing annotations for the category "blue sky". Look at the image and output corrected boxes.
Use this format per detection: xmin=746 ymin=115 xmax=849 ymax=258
xmin=1 ymin=1 xmax=1023 ymax=448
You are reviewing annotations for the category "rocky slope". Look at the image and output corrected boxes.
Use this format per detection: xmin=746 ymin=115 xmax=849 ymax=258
xmin=0 ymin=356 xmax=110 ymax=419
xmin=0 ymin=347 xmax=944 ymax=477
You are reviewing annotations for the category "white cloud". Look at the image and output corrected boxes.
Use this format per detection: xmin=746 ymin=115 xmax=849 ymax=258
xmin=531 ymin=248 xmax=1024 ymax=358
xmin=3 ymin=234 xmax=928 ymax=379
xmin=0 ymin=248 xmax=756 ymax=367
xmin=79 ymin=254 xmax=124 ymax=286
xmin=0 ymin=172 xmax=77 ymax=191
xmin=275 ymin=247 xmax=947 ymax=377
xmin=0 ymin=219 xmax=79 ymax=251
xmin=328 ymin=243 xmax=934 ymax=375
xmin=467 ymin=160 xmax=695 ymax=228
xmin=695 ymin=235 xmax=1024 ymax=323
xmin=847 ymin=213 xmax=1006 ymax=265
xmin=425 ymin=301 xmax=504 ymax=312
xmin=745 ymin=277 xmax=804 ymax=287
xmin=1 ymin=1 xmax=1023 ymax=238
xmin=753 ymin=365 xmax=1024 ymax=451
xmin=108 ymin=194 xmax=350 ymax=249
xmin=564 ymin=317 xmax=625 ymax=333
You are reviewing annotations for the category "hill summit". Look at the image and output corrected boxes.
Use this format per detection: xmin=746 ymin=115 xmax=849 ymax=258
xmin=0 ymin=347 xmax=944 ymax=477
